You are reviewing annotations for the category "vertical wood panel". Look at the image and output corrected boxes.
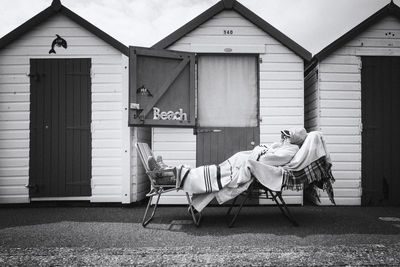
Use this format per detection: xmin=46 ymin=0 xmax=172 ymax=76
xmin=43 ymin=59 xmax=51 ymax=196
xmin=50 ymin=59 xmax=59 ymax=196
xmin=73 ymin=59 xmax=80 ymax=196
xmin=392 ymin=58 xmax=400 ymax=205
xmin=65 ymin=60 xmax=73 ymax=196
xmin=58 ymin=59 xmax=66 ymax=196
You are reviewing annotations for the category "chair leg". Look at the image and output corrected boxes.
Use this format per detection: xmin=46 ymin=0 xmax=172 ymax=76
xmin=186 ymin=192 xmax=202 ymax=227
xmin=142 ymin=193 xmax=161 ymax=227
xmin=270 ymin=191 xmax=299 ymax=227
xmin=226 ymin=196 xmax=238 ymax=216
xmin=228 ymin=193 xmax=249 ymax=228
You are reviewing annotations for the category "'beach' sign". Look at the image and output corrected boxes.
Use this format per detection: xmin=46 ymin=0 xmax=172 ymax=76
xmin=153 ymin=107 xmax=187 ymax=121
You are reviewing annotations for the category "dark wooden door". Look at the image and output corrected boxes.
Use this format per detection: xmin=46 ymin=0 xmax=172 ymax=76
xmin=361 ymin=56 xmax=400 ymax=206
xmin=29 ymin=58 xmax=91 ymax=197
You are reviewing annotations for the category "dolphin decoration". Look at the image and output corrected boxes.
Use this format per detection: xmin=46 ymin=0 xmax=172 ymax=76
xmin=49 ymin=34 xmax=67 ymax=54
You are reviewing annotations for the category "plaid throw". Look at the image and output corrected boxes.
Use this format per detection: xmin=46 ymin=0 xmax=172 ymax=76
xmin=282 ymin=157 xmax=335 ymax=204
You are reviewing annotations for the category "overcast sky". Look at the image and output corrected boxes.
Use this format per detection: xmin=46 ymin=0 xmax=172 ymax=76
xmin=0 ymin=0 xmax=395 ymax=55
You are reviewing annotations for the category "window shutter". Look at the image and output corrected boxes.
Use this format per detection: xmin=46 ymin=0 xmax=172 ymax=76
xmin=129 ymin=46 xmax=195 ymax=127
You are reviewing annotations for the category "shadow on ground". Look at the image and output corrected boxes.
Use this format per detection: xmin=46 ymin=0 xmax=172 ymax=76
xmin=1 ymin=204 xmax=399 ymax=237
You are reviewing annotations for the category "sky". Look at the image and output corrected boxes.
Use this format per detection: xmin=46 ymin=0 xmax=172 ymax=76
xmin=0 ymin=0 xmax=395 ymax=55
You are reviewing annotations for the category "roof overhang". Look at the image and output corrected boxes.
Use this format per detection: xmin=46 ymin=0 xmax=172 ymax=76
xmin=152 ymin=0 xmax=312 ymax=61
xmin=313 ymin=1 xmax=400 ymax=62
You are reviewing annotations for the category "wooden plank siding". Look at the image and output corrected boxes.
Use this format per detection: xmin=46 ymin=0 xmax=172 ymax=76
xmin=0 ymin=14 xmax=133 ymax=203
xmin=131 ymin=127 xmax=151 ymax=202
xmin=152 ymin=10 xmax=305 ymax=205
xmin=309 ymin=15 xmax=400 ymax=205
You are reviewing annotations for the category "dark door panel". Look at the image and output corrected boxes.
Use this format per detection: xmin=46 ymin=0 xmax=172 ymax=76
xmin=361 ymin=56 xmax=400 ymax=206
xmin=29 ymin=58 xmax=91 ymax=198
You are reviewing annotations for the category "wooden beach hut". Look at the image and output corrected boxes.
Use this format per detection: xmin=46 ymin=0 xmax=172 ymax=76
xmin=305 ymin=1 xmax=400 ymax=205
xmin=0 ymin=0 xmax=149 ymax=203
xmin=128 ymin=0 xmax=312 ymax=205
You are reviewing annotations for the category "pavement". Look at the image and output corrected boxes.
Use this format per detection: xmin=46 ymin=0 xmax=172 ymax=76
xmin=0 ymin=203 xmax=400 ymax=266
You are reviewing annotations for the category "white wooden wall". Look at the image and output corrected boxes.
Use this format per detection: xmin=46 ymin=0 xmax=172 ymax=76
xmin=0 ymin=14 xmax=132 ymax=203
xmin=131 ymin=127 xmax=151 ymax=201
xmin=152 ymin=10 xmax=305 ymax=205
xmin=313 ymin=15 xmax=400 ymax=205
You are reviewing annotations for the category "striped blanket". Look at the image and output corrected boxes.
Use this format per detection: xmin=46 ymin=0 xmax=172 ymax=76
xmin=180 ymin=164 xmax=229 ymax=193
xmin=181 ymin=150 xmax=253 ymax=194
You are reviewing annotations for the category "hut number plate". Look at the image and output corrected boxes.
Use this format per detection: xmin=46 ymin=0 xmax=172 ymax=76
xmin=223 ymin=30 xmax=233 ymax=35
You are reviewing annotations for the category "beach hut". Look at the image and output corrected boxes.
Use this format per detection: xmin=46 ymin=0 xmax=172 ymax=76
xmin=0 ymin=0 xmax=149 ymax=203
xmin=129 ymin=0 xmax=311 ymax=204
xmin=305 ymin=1 xmax=400 ymax=205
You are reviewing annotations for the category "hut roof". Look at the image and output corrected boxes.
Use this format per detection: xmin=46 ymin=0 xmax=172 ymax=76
xmin=152 ymin=0 xmax=312 ymax=61
xmin=0 ymin=0 xmax=129 ymax=55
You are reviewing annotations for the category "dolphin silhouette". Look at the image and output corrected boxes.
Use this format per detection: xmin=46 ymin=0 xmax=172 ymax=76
xmin=49 ymin=34 xmax=67 ymax=54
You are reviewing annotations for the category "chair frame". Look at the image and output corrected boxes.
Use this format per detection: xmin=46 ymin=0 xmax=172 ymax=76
xmin=136 ymin=142 xmax=201 ymax=227
xmin=226 ymin=179 xmax=298 ymax=228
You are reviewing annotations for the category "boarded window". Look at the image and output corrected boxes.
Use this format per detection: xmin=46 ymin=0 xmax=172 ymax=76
xmin=197 ymin=55 xmax=258 ymax=127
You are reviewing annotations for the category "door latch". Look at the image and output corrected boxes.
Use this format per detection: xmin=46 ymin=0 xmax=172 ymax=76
xmin=195 ymin=129 xmax=222 ymax=134
xmin=25 ymin=184 xmax=38 ymax=192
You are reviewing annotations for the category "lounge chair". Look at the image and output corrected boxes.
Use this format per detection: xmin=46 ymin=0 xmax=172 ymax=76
xmin=226 ymin=131 xmax=335 ymax=227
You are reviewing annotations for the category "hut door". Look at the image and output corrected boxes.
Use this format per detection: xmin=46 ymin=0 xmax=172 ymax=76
xmin=361 ymin=56 xmax=400 ymax=206
xmin=29 ymin=59 xmax=91 ymax=198
xmin=196 ymin=55 xmax=260 ymax=166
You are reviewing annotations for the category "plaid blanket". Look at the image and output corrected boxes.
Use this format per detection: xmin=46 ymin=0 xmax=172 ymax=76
xmin=282 ymin=156 xmax=335 ymax=204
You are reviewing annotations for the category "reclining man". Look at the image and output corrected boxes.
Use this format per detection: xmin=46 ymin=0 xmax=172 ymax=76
xmin=148 ymin=128 xmax=308 ymax=211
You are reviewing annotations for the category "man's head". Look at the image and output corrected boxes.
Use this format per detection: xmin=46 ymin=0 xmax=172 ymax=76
xmin=280 ymin=128 xmax=308 ymax=146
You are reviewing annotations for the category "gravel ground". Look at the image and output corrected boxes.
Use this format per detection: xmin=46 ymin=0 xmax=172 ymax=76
xmin=1 ymin=205 xmax=400 ymax=266
xmin=1 ymin=244 xmax=400 ymax=266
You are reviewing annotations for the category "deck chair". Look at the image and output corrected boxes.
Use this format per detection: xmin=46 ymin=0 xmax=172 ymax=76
xmin=226 ymin=179 xmax=298 ymax=228
xmin=135 ymin=142 xmax=201 ymax=227
xmin=226 ymin=131 xmax=334 ymax=228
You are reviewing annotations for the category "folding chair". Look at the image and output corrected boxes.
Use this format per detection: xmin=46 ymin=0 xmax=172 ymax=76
xmin=226 ymin=179 xmax=298 ymax=228
xmin=135 ymin=142 xmax=201 ymax=227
